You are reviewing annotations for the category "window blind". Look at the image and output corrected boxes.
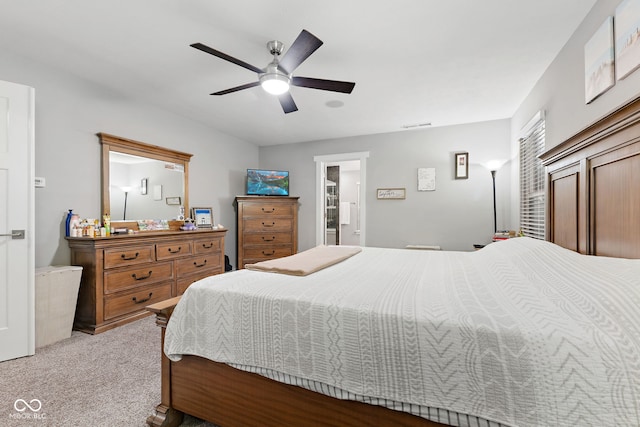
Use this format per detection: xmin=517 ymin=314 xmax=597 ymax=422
xmin=519 ymin=113 xmax=545 ymax=240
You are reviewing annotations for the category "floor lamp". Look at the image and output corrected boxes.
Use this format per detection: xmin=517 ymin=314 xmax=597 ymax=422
xmin=490 ymin=170 xmax=497 ymax=233
xmin=486 ymin=160 xmax=505 ymax=234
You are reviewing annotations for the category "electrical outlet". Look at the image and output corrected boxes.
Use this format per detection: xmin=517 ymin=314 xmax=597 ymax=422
xmin=34 ymin=177 xmax=46 ymax=188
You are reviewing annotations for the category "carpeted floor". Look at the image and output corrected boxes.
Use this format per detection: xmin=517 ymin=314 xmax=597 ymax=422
xmin=0 ymin=315 xmax=216 ymax=427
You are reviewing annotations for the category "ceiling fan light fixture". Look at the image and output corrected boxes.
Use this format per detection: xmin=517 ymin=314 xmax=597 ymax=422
xmin=260 ymin=72 xmax=290 ymax=95
xmin=192 ymin=29 xmax=355 ymax=113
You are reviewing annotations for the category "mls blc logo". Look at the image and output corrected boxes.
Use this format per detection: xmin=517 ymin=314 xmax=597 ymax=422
xmin=10 ymin=398 xmax=46 ymax=420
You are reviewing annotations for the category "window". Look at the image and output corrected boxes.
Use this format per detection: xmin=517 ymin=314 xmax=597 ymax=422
xmin=519 ymin=112 xmax=545 ymax=240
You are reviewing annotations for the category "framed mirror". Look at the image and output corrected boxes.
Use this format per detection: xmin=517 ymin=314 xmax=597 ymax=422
xmin=99 ymin=133 xmax=192 ymax=225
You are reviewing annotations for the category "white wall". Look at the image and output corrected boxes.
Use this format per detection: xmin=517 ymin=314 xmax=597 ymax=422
xmin=260 ymin=119 xmax=511 ymax=252
xmin=511 ymin=0 xmax=640 ymax=227
xmin=0 ymin=50 xmax=258 ymax=267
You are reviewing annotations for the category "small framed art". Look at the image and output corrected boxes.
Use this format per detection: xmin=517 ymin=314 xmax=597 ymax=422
xmin=166 ymin=196 xmax=181 ymax=205
xmin=377 ymin=188 xmax=406 ymax=199
xmin=192 ymin=207 xmax=213 ymax=228
xmin=455 ymin=152 xmax=469 ymax=179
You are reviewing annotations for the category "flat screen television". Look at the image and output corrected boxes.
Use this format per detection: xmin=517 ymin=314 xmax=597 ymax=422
xmin=246 ymin=169 xmax=289 ymax=196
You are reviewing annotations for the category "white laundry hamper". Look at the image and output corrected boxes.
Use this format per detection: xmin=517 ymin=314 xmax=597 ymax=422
xmin=35 ymin=266 xmax=82 ymax=348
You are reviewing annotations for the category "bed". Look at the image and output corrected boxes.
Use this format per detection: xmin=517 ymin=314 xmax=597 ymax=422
xmin=146 ymin=96 xmax=640 ymax=427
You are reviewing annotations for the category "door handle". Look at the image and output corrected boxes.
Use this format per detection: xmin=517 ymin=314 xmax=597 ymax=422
xmin=0 ymin=230 xmax=25 ymax=239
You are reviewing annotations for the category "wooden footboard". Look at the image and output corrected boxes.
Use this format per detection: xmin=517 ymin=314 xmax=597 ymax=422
xmin=146 ymin=297 xmax=445 ymax=427
xmin=146 ymin=297 xmax=184 ymax=427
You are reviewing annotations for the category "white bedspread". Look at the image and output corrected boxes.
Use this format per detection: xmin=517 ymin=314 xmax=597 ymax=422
xmin=164 ymin=238 xmax=640 ymax=427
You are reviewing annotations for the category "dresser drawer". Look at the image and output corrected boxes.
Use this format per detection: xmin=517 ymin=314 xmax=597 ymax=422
xmin=243 ymin=246 xmax=293 ymax=260
xmin=242 ymin=232 xmax=292 ymax=246
xmin=193 ymin=237 xmax=222 ymax=254
xmin=242 ymin=203 xmax=294 ymax=217
xmin=156 ymin=241 xmax=193 ymax=260
xmin=104 ymin=281 xmax=172 ymax=321
xmin=104 ymin=245 xmax=155 ymax=269
xmin=244 ymin=218 xmax=293 ymax=232
xmin=176 ymin=270 xmax=222 ymax=295
xmin=104 ymin=261 xmax=174 ymax=294
xmin=175 ymin=255 xmax=222 ymax=277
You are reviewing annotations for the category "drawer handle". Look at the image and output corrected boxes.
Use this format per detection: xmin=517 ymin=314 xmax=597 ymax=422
xmin=262 ymin=236 xmax=276 ymax=242
xmin=121 ymin=252 xmax=140 ymax=261
xmin=132 ymin=292 xmax=153 ymax=304
xmin=262 ymin=222 xmax=275 ymax=227
xmin=201 ymin=243 xmax=213 ymax=249
xmin=168 ymin=246 xmax=182 ymax=253
xmin=194 ymin=259 xmax=208 ymax=268
xmin=261 ymin=208 xmax=275 ymax=213
xmin=262 ymin=250 xmax=275 ymax=256
xmin=131 ymin=271 xmax=153 ymax=280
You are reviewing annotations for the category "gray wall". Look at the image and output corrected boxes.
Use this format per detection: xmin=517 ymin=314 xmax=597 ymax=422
xmin=259 ymin=119 xmax=511 ymax=252
xmin=510 ymin=0 xmax=640 ymax=227
xmin=7 ymin=0 xmax=624 ymax=263
xmin=1 ymin=50 xmax=258 ymax=268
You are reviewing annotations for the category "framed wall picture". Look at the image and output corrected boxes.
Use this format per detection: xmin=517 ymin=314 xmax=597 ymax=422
xmin=584 ymin=16 xmax=615 ymax=103
xmin=140 ymin=178 xmax=148 ymax=195
xmin=418 ymin=167 xmax=436 ymax=191
xmin=192 ymin=207 xmax=213 ymax=228
xmin=616 ymin=0 xmax=640 ymax=80
xmin=455 ymin=152 xmax=469 ymax=179
xmin=376 ymin=188 xmax=406 ymax=199
xmin=166 ymin=196 xmax=181 ymax=205
xmin=153 ymin=185 xmax=162 ymax=201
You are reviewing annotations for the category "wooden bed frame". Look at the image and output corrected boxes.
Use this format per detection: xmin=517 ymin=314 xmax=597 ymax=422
xmin=145 ymin=96 xmax=640 ymax=427
xmin=541 ymin=95 xmax=640 ymax=258
xmin=146 ymin=296 xmax=445 ymax=427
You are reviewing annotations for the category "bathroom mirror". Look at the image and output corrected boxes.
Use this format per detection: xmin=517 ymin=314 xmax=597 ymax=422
xmin=99 ymin=133 xmax=192 ymax=223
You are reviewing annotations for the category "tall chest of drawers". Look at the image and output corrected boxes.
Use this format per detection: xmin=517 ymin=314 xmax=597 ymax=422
xmin=67 ymin=229 xmax=226 ymax=334
xmin=235 ymin=196 xmax=299 ymax=269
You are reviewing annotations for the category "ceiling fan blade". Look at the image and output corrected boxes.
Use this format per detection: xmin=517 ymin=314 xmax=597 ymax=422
xmin=291 ymin=76 xmax=355 ymax=94
xmin=191 ymin=42 xmax=264 ymax=74
xmin=211 ymin=81 xmax=260 ymax=95
xmin=278 ymin=30 xmax=323 ymax=74
xmin=278 ymin=92 xmax=298 ymax=114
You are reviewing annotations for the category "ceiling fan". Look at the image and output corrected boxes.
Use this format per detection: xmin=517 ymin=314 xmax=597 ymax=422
xmin=191 ymin=29 xmax=356 ymax=114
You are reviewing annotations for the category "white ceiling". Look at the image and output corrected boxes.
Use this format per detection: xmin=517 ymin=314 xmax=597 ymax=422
xmin=0 ymin=1 xmax=597 ymax=146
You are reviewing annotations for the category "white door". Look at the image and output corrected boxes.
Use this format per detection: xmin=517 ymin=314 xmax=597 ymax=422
xmin=0 ymin=80 xmax=35 ymax=361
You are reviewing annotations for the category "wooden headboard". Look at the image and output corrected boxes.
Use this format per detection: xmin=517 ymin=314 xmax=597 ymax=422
xmin=540 ymin=96 xmax=640 ymax=259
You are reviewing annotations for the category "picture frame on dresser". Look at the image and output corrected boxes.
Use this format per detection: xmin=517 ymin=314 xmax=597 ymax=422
xmin=192 ymin=207 xmax=213 ymax=228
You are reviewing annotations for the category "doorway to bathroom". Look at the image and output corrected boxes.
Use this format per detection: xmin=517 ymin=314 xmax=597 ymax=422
xmin=314 ymin=152 xmax=369 ymax=246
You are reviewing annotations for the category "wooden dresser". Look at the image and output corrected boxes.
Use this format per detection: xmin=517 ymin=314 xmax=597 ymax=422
xmin=235 ymin=196 xmax=298 ymax=269
xmin=67 ymin=229 xmax=226 ymax=334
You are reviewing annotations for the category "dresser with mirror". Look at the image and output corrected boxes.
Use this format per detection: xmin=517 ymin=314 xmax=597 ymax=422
xmin=67 ymin=133 xmax=226 ymax=334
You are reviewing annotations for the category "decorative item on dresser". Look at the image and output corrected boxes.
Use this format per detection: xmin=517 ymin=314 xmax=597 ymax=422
xmin=67 ymin=228 xmax=226 ymax=334
xmin=235 ymin=196 xmax=299 ymax=269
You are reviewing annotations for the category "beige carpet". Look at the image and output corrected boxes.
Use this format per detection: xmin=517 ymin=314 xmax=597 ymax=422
xmin=0 ymin=315 xmax=216 ymax=427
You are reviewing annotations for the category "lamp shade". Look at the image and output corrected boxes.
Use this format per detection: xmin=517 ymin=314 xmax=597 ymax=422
xmin=485 ymin=159 xmax=507 ymax=172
